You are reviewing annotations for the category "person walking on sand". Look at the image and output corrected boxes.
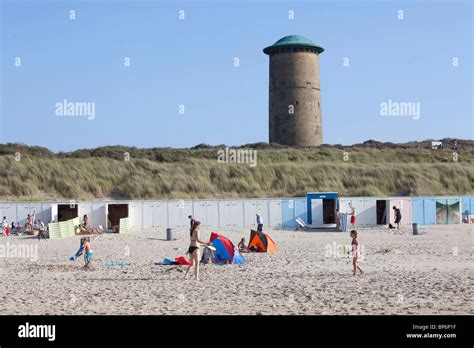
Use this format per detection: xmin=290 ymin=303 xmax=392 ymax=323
xmin=37 ymin=220 xmax=47 ymax=241
xmin=256 ymin=213 xmax=263 ymax=232
xmin=83 ymin=236 xmax=94 ymax=268
xmin=348 ymin=203 xmax=356 ymax=228
xmin=350 ymin=230 xmax=363 ymax=276
xmin=393 ymin=206 xmax=402 ymax=230
xmin=184 ymin=221 xmax=209 ymax=281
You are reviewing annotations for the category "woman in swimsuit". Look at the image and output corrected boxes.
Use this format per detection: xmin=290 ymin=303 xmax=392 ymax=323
xmin=184 ymin=221 xmax=208 ymax=281
xmin=350 ymin=230 xmax=363 ymax=276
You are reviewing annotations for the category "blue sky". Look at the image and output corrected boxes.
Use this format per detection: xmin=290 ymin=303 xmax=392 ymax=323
xmin=1 ymin=0 xmax=472 ymax=152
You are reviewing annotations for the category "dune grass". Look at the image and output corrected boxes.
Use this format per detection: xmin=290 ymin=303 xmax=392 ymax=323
xmin=0 ymin=145 xmax=472 ymax=201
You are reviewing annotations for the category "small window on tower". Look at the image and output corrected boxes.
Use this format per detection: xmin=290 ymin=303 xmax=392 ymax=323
xmin=296 ymin=101 xmax=299 ymax=105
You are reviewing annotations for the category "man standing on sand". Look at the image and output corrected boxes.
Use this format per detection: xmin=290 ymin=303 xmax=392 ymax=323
xmin=37 ymin=220 xmax=47 ymax=241
xmin=393 ymin=206 xmax=402 ymax=230
xmin=256 ymin=213 xmax=263 ymax=232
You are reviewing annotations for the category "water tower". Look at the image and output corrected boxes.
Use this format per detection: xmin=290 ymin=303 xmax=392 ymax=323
xmin=263 ymin=35 xmax=324 ymax=146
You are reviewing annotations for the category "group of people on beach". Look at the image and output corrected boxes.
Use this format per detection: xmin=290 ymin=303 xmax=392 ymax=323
xmin=1 ymin=213 xmax=48 ymax=240
xmin=2 ymin=207 xmax=369 ymax=278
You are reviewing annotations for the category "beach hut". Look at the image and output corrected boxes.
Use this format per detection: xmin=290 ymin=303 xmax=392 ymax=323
xmin=461 ymin=195 xmax=474 ymax=224
xmin=217 ymin=200 xmax=244 ymax=228
xmin=142 ymin=201 xmax=169 ymax=229
xmin=192 ymin=200 xmax=219 ymax=229
xmin=412 ymin=197 xmax=436 ymax=225
xmin=268 ymin=199 xmax=282 ymax=229
xmin=435 ymin=196 xmax=461 ymax=224
xmin=128 ymin=201 xmax=143 ymax=230
xmin=243 ymin=199 xmax=269 ymax=229
xmin=341 ymin=196 xmax=391 ymax=227
xmin=339 ymin=197 xmax=366 ymax=227
xmin=167 ymin=200 xmax=193 ymax=229
xmin=307 ymin=192 xmax=338 ymax=228
xmin=281 ymin=197 xmax=306 ymax=229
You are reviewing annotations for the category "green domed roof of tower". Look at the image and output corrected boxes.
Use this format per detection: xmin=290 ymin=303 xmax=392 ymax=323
xmin=263 ymin=35 xmax=324 ymax=54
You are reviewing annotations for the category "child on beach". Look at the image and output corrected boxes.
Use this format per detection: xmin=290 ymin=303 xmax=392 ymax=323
xmin=350 ymin=230 xmax=363 ymax=276
xmin=83 ymin=236 xmax=94 ymax=268
xmin=238 ymin=238 xmax=249 ymax=253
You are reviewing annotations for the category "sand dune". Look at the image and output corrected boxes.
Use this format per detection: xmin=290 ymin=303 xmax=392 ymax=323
xmin=0 ymin=224 xmax=472 ymax=315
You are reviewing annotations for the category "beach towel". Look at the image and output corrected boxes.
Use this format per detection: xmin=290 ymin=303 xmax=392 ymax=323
xmin=175 ymin=256 xmax=191 ymax=265
xmin=97 ymin=263 xmax=131 ymax=267
xmin=154 ymin=258 xmax=177 ymax=266
xmin=2 ymin=227 xmax=10 ymax=236
xmin=70 ymin=241 xmax=84 ymax=261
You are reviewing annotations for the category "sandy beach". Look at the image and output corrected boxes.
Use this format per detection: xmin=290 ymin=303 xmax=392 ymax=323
xmin=0 ymin=224 xmax=472 ymax=315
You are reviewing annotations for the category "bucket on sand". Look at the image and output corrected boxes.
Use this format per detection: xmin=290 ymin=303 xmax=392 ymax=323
xmin=412 ymin=223 xmax=419 ymax=235
xmin=166 ymin=228 xmax=173 ymax=241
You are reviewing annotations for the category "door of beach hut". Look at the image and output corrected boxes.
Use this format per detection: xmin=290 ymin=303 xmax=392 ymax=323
xmin=413 ymin=197 xmax=436 ymax=225
xmin=167 ymin=201 xmax=179 ymax=229
xmin=243 ymin=201 xmax=257 ymax=228
xmin=281 ymin=198 xmax=296 ymax=229
xmin=231 ymin=201 xmax=244 ymax=228
xmin=218 ymin=201 xmax=232 ymax=228
xmin=447 ymin=198 xmax=460 ymax=224
xmin=294 ymin=198 xmax=307 ymax=225
xmin=375 ymin=199 xmax=389 ymax=225
xmin=155 ymin=202 xmax=168 ymax=228
xmin=206 ymin=201 xmax=219 ymax=229
xmin=142 ymin=202 xmax=155 ymax=229
xmin=309 ymin=198 xmax=323 ymax=227
xmin=129 ymin=202 xmax=143 ymax=230
xmin=423 ymin=198 xmax=436 ymax=225
xmin=461 ymin=196 xmax=474 ymax=223
xmin=412 ymin=198 xmax=424 ymax=224
xmin=107 ymin=203 xmax=128 ymax=229
xmin=363 ymin=198 xmax=378 ymax=227
xmin=436 ymin=198 xmax=448 ymax=224
xmin=269 ymin=200 xmax=282 ymax=229
xmin=193 ymin=201 xmax=207 ymax=227
xmin=91 ymin=203 xmax=107 ymax=228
